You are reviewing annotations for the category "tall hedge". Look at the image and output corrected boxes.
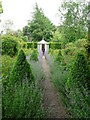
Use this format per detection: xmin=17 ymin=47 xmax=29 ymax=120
xmin=9 ymin=50 xmax=34 ymax=87
xmin=2 ymin=39 xmax=18 ymax=57
xmin=66 ymin=53 xmax=89 ymax=118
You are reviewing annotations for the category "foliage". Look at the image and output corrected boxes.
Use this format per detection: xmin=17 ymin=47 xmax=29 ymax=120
xmin=9 ymin=50 xmax=34 ymax=87
xmin=27 ymin=4 xmax=55 ymax=42
xmin=66 ymin=53 xmax=89 ymax=118
xmin=2 ymin=83 xmax=45 ymax=118
xmin=30 ymin=60 xmax=45 ymax=84
xmin=22 ymin=36 xmax=28 ymax=42
xmin=27 ymin=42 xmax=37 ymax=49
xmin=55 ymin=50 xmax=63 ymax=63
xmin=51 ymin=29 xmax=63 ymax=42
xmin=23 ymin=48 xmax=31 ymax=56
xmin=0 ymin=0 xmax=3 ymax=14
xmin=2 ymin=53 xmax=46 ymax=118
xmin=58 ymin=0 xmax=88 ymax=43
xmin=2 ymin=55 xmax=16 ymax=88
xmin=30 ymin=49 xmax=38 ymax=61
xmin=2 ymin=36 xmax=18 ymax=57
xmin=49 ymin=42 xmax=62 ymax=49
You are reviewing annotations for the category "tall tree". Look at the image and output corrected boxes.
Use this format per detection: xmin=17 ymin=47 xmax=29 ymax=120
xmin=58 ymin=0 xmax=88 ymax=43
xmin=27 ymin=4 xmax=55 ymax=42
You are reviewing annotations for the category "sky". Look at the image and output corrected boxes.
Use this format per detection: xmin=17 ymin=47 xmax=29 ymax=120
xmin=0 ymin=0 xmax=64 ymax=31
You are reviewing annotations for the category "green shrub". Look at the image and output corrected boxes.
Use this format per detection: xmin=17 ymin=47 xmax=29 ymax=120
xmin=2 ymin=39 xmax=18 ymax=57
xmin=55 ymin=50 xmax=63 ymax=63
xmin=66 ymin=52 xmax=89 ymax=118
xmin=30 ymin=49 xmax=38 ymax=61
xmin=2 ymin=55 xmax=16 ymax=87
xmin=49 ymin=42 xmax=62 ymax=49
xmin=9 ymin=49 xmax=34 ymax=87
xmin=22 ymin=36 xmax=28 ymax=42
xmin=2 ymin=52 xmax=45 ymax=118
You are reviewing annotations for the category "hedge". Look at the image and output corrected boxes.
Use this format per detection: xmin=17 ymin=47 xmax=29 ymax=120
xmin=2 ymin=39 xmax=18 ymax=57
xmin=49 ymin=42 xmax=62 ymax=49
xmin=27 ymin=42 xmax=37 ymax=49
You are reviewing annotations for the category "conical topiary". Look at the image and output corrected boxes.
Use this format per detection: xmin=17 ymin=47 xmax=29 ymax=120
xmin=66 ymin=52 xmax=89 ymax=90
xmin=65 ymin=52 xmax=89 ymax=118
xmin=30 ymin=49 xmax=38 ymax=61
xmin=9 ymin=49 xmax=34 ymax=87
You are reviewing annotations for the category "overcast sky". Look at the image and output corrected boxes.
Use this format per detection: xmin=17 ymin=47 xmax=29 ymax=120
xmin=1 ymin=0 xmax=64 ymax=31
xmin=1 ymin=0 xmax=89 ymax=31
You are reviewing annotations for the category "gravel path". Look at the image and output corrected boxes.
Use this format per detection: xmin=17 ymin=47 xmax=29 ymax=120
xmin=41 ymin=56 xmax=67 ymax=118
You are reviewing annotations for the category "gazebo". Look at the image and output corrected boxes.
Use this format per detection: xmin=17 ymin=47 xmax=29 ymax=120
xmin=37 ymin=39 xmax=49 ymax=52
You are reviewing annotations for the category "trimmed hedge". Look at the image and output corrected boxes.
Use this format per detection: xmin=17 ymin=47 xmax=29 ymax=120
xmin=49 ymin=42 xmax=62 ymax=49
xmin=9 ymin=49 xmax=34 ymax=87
xmin=2 ymin=39 xmax=18 ymax=57
xmin=66 ymin=52 xmax=89 ymax=118
xmin=27 ymin=42 xmax=37 ymax=49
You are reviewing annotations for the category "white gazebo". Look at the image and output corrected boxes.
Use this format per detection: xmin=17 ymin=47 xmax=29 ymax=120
xmin=37 ymin=39 xmax=49 ymax=52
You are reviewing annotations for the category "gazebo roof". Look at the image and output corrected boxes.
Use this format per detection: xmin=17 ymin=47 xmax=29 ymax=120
xmin=38 ymin=39 xmax=49 ymax=44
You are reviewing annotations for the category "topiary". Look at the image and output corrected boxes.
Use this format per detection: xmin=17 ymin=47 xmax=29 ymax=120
xmin=66 ymin=52 xmax=89 ymax=90
xmin=66 ymin=52 xmax=89 ymax=118
xmin=30 ymin=49 xmax=38 ymax=61
xmin=9 ymin=49 xmax=34 ymax=87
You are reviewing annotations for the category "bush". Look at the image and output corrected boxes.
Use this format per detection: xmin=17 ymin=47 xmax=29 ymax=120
xmin=22 ymin=36 xmax=28 ymax=42
xmin=2 ymin=55 xmax=16 ymax=87
xmin=55 ymin=50 xmax=63 ymax=63
xmin=30 ymin=49 xmax=38 ymax=61
xmin=2 ymin=39 xmax=18 ymax=57
xmin=9 ymin=49 xmax=34 ymax=87
xmin=66 ymin=53 xmax=89 ymax=118
xmin=49 ymin=42 xmax=62 ymax=49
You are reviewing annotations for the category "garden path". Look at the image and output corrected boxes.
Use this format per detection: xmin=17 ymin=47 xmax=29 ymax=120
xmin=41 ymin=56 xmax=67 ymax=118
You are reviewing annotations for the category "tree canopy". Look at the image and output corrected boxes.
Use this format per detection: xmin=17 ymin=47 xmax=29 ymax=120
xmin=58 ymin=0 xmax=88 ymax=43
xmin=27 ymin=4 xmax=55 ymax=42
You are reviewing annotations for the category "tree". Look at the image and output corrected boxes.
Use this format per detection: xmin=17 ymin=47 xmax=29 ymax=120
xmin=51 ymin=29 xmax=62 ymax=42
xmin=58 ymin=0 xmax=88 ymax=43
xmin=28 ymin=4 xmax=55 ymax=42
